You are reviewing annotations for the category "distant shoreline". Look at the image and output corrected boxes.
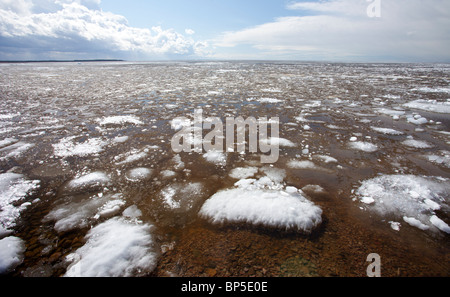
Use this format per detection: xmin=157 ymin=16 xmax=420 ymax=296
xmin=0 ymin=59 xmax=125 ymax=64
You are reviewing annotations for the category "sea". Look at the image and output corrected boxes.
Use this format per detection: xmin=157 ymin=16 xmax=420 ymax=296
xmin=0 ymin=61 xmax=449 ymax=277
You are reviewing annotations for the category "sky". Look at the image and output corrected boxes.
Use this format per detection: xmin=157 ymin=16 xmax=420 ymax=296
xmin=0 ymin=0 xmax=449 ymax=62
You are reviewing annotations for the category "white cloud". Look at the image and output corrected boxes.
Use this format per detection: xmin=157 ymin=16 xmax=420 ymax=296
xmin=185 ymin=28 xmax=195 ymax=35
xmin=287 ymin=0 xmax=366 ymax=16
xmin=0 ymin=0 xmax=210 ymax=60
xmin=0 ymin=0 xmax=33 ymax=15
xmin=214 ymin=0 xmax=450 ymax=62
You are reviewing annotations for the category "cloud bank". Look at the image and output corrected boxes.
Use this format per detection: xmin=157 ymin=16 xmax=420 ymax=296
xmin=0 ymin=0 xmax=209 ymax=60
xmin=1 ymin=0 xmax=448 ymax=62
xmin=214 ymin=0 xmax=450 ymax=62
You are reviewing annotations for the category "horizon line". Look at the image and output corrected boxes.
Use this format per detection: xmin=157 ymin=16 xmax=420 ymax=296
xmin=1 ymin=59 xmax=449 ymax=65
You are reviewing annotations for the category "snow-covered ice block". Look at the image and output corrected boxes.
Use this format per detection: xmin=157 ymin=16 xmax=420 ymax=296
xmin=66 ymin=172 xmax=110 ymax=192
xmin=199 ymin=170 xmax=322 ymax=233
xmin=402 ymin=139 xmax=433 ymax=149
xmin=0 ymin=138 xmax=18 ymax=149
xmin=259 ymin=137 xmax=296 ymax=147
xmin=97 ymin=115 xmax=143 ymax=126
xmin=0 ymin=173 xmax=40 ymax=231
xmin=115 ymin=150 xmax=148 ymax=165
xmin=203 ymin=150 xmax=227 ymax=165
xmin=122 ymin=205 xmax=142 ymax=219
xmin=0 ymin=236 xmax=25 ymax=274
xmin=354 ymin=174 xmax=450 ymax=233
xmin=430 ymin=215 xmax=450 ymax=234
xmin=403 ymin=216 xmax=429 ymax=230
xmin=348 ymin=141 xmax=378 ymax=152
xmin=406 ymin=115 xmax=428 ymax=125
xmin=44 ymin=193 xmax=125 ymax=232
xmin=126 ymin=168 xmax=153 ymax=181
xmin=370 ymin=127 xmax=404 ymax=135
xmin=113 ymin=136 xmax=129 ymax=143
xmin=0 ymin=142 xmax=34 ymax=160
xmin=313 ymin=155 xmax=338 ymax=164
xmin=64 ymin=217 xmax=157 ymax=277
xmin=404 ymin=99 xmax=450 ymax=114
xmin=159 ymin=182 xmax=204 ymax=211
xmin=53 ymin=137 xmax=107 ymax=158
xmin=258 ymin=98 xmax=282 ymax=103
xmin=170 ymin=118 xmax=191 ymax=131
xmin=199 ymin=187 xmax=322 ymax=233
xmin=229 ymin=167 xmax=258 ymax=179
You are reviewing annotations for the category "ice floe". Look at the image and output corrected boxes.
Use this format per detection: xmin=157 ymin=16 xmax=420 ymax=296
xmin=406 ymin=114 xmax=428 ymax=125
xmin=125 ymin=168 xmax=153 ymax=181
xmin=203 ymin=150 xmax=227 ymax=165
xmin=430 ymin=215 xmax=450 ymax=234
xmin=301 ymin=185 xmax=327 ymax=194
xmin=313 ymin=155 xmax=338 ymax=164
xmin=199 ymin=167 xmax=322 ymax=233
xmin=0 ymin=236 xmax=25 ymax=274
xmin=66 ymin=172 xmax=110 ymax=192
xmin=375 ymin=108 xmax=405 ymax=119
xmin=0 ymin=142 xmax=34 ymax=160
xmin=371 ymin=127 xmax=404 ymax=135
xmin=403 ymin=216 xmax=429 ymax=231
xmin=354 ymin=175 xmax=450 ymax=233
xmin=422 ymin=152 xmax=450 ymax=168
xmin=411 ymin=87 xmax=450 ymax=94
xmin=402 ymin=139 xmax=433 ymax=149
xmin=259 ymin=137 xmax=296 ymax=147
xmin=53 ymin=136 xmax=107 ymax=158
xmin=122 ymin=205 xmax=142 ymax=219
xmin=404 ymin=100 xmax=450 ymax=114
xmin=229 ymin=166 xmax=258 ymax=179
xmin=159 ymin=183 xmax=204 ymax=211
xmin=0 ymin=173 xmax=40 ymax=231
xmin=112 ymin=136 xmax=129 ymax=143
xmin=258 ymin=98 xmax=283 ymax=103
xmin=64 ymin=216 xmax=157 ymax=277
xmin=160 ymin=170 xmax=176 ymax=179
xmin=0 ymin=138 xmax=18 ymax=149
xmin=44 ymin=193 xmax=125 ymax=232
xmin=389 ymin=221 xmax=401 ymax=231
xmin=287 ymin=160 xmax=330 ymax=172
xmin=115 ymin=150 xmax=148 ymax=165
xmin=171 ymin=155 xmax=185 ymax=171
xmin=348 ymin=141 xmax=378 ymax=152
xmin=170 ymin=118 xmax=192 ymax=131
xmin=97 ymin=115 xmax=143 ymax=126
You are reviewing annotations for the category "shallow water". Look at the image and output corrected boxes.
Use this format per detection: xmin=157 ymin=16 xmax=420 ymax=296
xmin=0 ymin=61 xmax=449 ymax=277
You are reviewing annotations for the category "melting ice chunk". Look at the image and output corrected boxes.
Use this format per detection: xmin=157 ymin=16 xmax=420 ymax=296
xmin=354 ymin=175 xmax=450 ymax=233
xmin=0 ymin=236 xmax=25 ymax=274
xmin=402 ymin=139 xmax=433 ymax=149
xmin=126 ymin=168 xmax=153 ymax=181
xmin=44 ymin=193 xmax=125 ymax=232
xmin=0 ymin=173 xmax=40 ymax=231
xmin=64 ymin=217 xmax=157 ymax=277
xmin=53 ymin=137 xmax=107 ymax=158
xmin=229 ymin=167 xmax=258 ymax=179
xmin=199 ymin=169 xmax=322 ymax=233
xmin=97 ymin=115 xmax=143 ymax=126
xmin=66 ymin=172 xmax=110 ymax=191
xmin=203 ymin=150 xmax=227 ymax=165
xmin=348 ymin=141 xmax=378 ymax=152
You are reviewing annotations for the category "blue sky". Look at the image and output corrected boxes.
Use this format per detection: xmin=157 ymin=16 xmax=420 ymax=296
xmin=101 ymin=0 xmax=299 ymax=40
xmin=0 ymin=0 xmax=449 ymax=62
